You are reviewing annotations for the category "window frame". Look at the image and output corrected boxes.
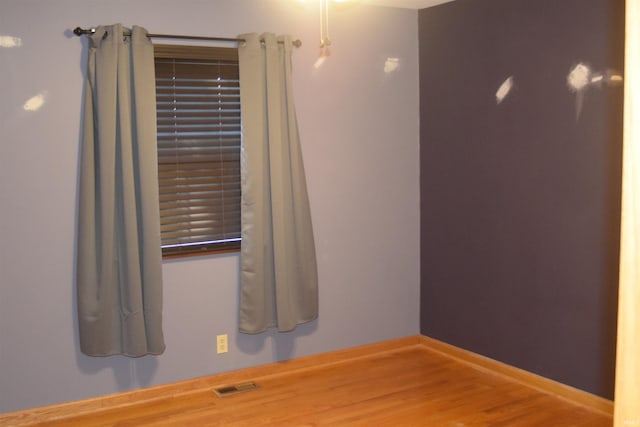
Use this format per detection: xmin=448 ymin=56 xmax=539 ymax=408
xmin=154 ymin=44 xmax=242 ymax=259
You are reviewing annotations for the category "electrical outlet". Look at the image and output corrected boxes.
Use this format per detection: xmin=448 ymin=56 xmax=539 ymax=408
xmin=216 ymin=334 xmax=228 ymax=354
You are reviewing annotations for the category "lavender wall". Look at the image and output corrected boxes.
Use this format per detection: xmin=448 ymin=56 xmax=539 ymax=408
xmin=419 ymin=0 xmax=624 ymax=398
xmin=0 ymin=0 xmax=420 ymax=413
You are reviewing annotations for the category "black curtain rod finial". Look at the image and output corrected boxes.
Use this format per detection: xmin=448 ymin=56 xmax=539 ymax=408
xmin=73 ymin=27 xmax=95 ymax=36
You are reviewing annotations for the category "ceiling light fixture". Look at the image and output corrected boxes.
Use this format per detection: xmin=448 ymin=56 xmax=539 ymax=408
xmin=298 ymin=0 xmax=352 ymax=60
xmin=319 ymin=0 xmax=331 ymax=54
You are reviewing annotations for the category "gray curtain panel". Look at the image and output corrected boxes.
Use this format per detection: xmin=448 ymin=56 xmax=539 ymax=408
xmin=77 ymin=24 xmax=165 ymax=356
xmin=238 ymin=33 xmax=318 ymax=334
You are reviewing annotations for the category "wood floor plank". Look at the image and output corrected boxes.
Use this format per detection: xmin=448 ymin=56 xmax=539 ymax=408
xmin=1 ymin=341 xmax=612 ymax=426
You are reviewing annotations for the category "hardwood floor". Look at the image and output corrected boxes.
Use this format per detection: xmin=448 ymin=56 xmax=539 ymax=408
xmin=1 ymin=338 xmax=612 ymax=426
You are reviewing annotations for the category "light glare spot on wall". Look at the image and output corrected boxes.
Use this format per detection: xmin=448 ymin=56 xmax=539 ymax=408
xmin=566 ymin=63 xmax=622 ymax=119
xmin=384 ymin=57 xmax=400 ymax=73
xmin=313 ymin=56 xmax=327 ymax=70
xmin=567 ymin=63 xmax=591 ymax=92
xmin=314 ymin=46 xmax=331 ymax=69
xmin=0 ymin=35 xmax=22 ymax=48
xmin=314 ymin=56 xmax=327 ymax=69
xmin=495 ymin=76 xmax=514 ymax=104
xmin=23 ymin=92 xmax=47 ymax=112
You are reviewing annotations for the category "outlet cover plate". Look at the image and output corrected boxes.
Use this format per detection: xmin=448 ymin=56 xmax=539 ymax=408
xmin=217 ymin=334 xmax=228 ymax=354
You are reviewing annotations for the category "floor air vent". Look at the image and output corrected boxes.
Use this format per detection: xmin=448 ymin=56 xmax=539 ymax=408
xmin=213 ymin=382 xmax=260 ymax=397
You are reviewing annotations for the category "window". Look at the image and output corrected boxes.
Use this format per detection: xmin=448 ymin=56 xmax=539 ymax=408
xmin=154 ymin=45 xmax=241 ymax=257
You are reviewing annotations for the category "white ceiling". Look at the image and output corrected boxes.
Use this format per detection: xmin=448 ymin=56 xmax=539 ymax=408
xmin=360 ymin=0 xmax=454 ymax=9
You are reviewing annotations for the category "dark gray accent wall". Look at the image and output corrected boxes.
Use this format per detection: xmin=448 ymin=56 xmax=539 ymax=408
xmin=419 ymin=0 xmax=624 ymax=398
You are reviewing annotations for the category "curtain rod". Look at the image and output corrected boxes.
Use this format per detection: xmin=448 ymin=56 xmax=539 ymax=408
xmin=72 ymin=27 xmax=302 ymax=48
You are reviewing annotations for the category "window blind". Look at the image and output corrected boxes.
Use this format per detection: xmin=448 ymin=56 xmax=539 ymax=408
xmin=154 ymin=46 xmax=241 ymax=256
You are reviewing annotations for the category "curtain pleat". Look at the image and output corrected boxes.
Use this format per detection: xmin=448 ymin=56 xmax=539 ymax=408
xmin=238 ymin=33 xmax=318 ymax=333
xmin=77 ymin=24 xmax=165 ymax=356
